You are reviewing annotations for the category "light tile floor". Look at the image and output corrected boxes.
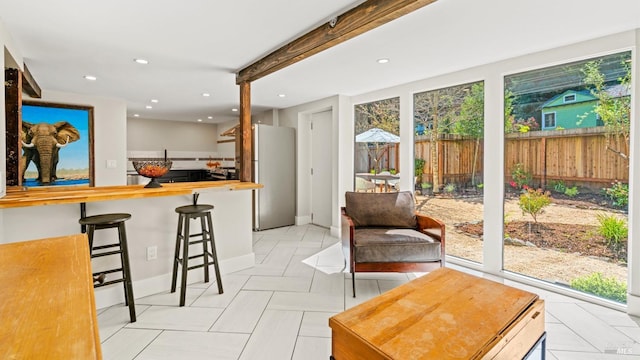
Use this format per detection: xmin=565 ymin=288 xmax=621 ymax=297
xmin=98 ymin=225 xmax=640 ymax=359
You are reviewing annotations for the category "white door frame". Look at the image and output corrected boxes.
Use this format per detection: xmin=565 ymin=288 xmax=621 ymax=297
xmin=296 ymin=106 xmax=339 ymax=233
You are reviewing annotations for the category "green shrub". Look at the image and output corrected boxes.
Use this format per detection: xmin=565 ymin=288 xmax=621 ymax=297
xmin=444 ymin=183 xmax=456 ymax=193
xmin=570 ymin=272 xmax=626 ymax=303
xmin=510 ymin=163 xmax=532 ymax=189
xmin=564 ymin=186 xmax=579 ymax=197
xmin=518 ymin=188 xmax=551 ymax=223
xmin=603 ymin=181 xmax=629 ymax=208
xmin=598 ymin=213 xmax=628 ymax=243
xmin=551 ymin=180 xmax=566 ymax=193
xmin=597 ymin=213 xmax=628 ymax=259
xmin=414 ymin=158 xmax=426 ymax=179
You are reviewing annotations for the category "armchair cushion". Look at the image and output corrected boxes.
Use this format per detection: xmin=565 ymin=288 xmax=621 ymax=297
xmin=345 ymin=191 xmax=416 ymax=228
xmin=354 ymin=228 xmax=441 ymax=263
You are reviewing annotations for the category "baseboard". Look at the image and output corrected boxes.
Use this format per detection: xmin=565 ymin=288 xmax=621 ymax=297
xmin=296 ymin=215 xmax=311 ymax=225
xmin=95 ymin=252 xmax=255 ymax=310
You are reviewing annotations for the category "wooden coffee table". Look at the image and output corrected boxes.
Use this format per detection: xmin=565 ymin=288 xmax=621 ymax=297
xmin=329 ymin=268 xmax=545 ymax=359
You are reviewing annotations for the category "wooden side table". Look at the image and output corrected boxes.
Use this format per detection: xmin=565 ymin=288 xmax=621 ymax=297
xmin=0 ymin=234 xmax=103 ymax=359
xmin=330 ymin=268 xmax=545 ymax=359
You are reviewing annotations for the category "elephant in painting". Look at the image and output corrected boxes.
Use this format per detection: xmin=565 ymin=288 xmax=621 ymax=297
xmin=21 ymin=121 xmax=81 ymax=184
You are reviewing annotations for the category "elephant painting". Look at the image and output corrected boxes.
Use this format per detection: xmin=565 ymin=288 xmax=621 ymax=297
xmin=21 ymin=121 xmax=81 ymax=184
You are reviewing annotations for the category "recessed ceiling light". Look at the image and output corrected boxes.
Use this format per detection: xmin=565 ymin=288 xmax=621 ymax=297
xmin=207 ymin=116 xmax=213 ymax=119
xmin=134 ymin=58 xmax=149 ymax=65
xmin=231 ymin=108 xmax=238 ymax=112
xmin=145 ymin=105 xmax=153 ymax=109
xmin=202 ymin=93 xmax=210 ymax=97
xmin=377 ymin=58 xmax=390 ymax=64
xmin=133 ymin=114 xmax=140 ymax=117
xmin=278 ymin=94 xmax=286 ymax=98
xmin=150 ymin=99 xmax=159 ymax=103
xmin=197 ymin=119 xmax=203 ymax=122
xmin=83 ymin=75 xmax=97 ymax=81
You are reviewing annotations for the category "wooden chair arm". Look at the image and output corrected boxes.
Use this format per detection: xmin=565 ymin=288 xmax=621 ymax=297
xmin=416 ymin=213 xmax=446 ymax=265
xmin=341 ymin=207 xmax=355 ymax=271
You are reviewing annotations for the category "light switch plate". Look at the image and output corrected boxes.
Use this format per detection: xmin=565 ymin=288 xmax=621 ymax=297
xmin=106 ymin=160 xmax=117 ymax=168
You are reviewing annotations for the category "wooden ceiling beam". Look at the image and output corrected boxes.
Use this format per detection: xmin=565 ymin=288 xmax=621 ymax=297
xmin=236 ymin=0 xmax=438 ymax=84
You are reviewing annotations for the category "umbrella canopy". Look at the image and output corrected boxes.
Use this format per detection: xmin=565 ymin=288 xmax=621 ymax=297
xmin=355 ymin=128 xmax=400 ymax=143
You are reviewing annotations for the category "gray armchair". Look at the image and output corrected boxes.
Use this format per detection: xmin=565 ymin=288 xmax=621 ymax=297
xmin=341 ymin=191 xmax=445 ymax=297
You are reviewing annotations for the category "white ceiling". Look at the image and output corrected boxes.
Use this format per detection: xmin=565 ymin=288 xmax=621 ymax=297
xmin=1 ymin=0 xmax=639 ymax=124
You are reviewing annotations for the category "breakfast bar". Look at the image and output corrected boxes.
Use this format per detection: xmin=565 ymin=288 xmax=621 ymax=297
xmin=0 ymin=181 xmax=262 ymax=309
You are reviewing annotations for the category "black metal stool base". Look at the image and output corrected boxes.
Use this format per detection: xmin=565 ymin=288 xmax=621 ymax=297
xmin=79 ymin=213 xmax=136 ymax=322
xmin=171 ymin=204 xmax=223 ymax=307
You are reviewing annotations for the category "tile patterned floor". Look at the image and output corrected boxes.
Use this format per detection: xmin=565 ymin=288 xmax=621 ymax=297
xmin=98 ymin=225 xmax=640 ymax=359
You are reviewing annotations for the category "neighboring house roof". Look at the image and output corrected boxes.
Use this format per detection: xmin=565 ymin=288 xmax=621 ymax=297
xmin=541 ymin=90 xmax=595 ymax=109
xmin=605 ymin=84 xmax=631 ymax=97
xmin=541 ymin=85 xmax=630 ymax=110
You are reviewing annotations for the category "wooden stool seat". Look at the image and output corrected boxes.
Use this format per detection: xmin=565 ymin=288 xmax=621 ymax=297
xmin=79 ymin=212 xmax=136 ymax=323
xmin=171 ymin=203 xmax=223 ymax=306
xmin=79 ymin=213 xmax=131 ymax=226
xmin=175 ymin=204 xmax=214 ymax=215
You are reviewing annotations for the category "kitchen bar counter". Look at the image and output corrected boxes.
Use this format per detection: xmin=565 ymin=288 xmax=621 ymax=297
xmin=0 ymin=181 xmax=262 ymax=309
xmin=0 ymin=180 xmax=262 ymax=208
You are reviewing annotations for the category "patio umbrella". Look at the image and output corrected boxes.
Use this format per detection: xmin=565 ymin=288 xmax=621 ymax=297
xmin=355 ymin=128 xmax=401 ymax=143
xmin=355 ymin=128 xmax=400 ymax=173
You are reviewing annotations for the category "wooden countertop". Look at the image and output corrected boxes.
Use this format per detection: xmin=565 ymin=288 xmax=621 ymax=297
xmin=0 ymin=180 xmax=263 ymax=209
xmin=0 ymin=234 xmax=102 ymax=359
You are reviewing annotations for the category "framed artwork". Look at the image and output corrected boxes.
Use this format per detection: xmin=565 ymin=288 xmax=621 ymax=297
xmin=20 ymin=100 xmax=94 ymax=187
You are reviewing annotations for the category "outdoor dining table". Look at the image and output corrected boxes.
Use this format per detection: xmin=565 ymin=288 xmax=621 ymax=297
xmin=356 ymin=173 xmax=399 ymax=192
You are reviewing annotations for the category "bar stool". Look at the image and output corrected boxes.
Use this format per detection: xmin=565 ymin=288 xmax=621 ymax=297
xmin=171 ymin=203 xmax=223 ymax=306
xmin=79 ymin=213 xmax=136 ymax=323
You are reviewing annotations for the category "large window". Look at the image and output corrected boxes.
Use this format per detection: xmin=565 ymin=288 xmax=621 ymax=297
xmin=501 ymin=51 xmax=630 ymax=303
xmin=413 ymin=81 xmax=484 ymax=264
xmin=354 ymin=97 xmax=400 ymax=193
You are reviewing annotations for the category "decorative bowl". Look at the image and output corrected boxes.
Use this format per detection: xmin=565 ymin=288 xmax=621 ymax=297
xmin=132 ymin=160 xmax=172 ymax=188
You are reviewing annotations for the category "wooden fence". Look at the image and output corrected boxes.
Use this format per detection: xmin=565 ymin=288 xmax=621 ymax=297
xmin=416 ymin=127 xmax=629 ymax=191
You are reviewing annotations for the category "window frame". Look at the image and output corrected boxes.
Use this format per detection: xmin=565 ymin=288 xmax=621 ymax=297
xmin=542 ymin=112 xmax=556 ymax=129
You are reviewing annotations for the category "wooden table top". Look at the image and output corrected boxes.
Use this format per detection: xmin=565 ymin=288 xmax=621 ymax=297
xmin=0 ymin=180 xmax=263 ymax=209
xmin=0 ymin=234 xmax=102 ymax=359
xmin=329 ymin=268 xmax=540 ymax=359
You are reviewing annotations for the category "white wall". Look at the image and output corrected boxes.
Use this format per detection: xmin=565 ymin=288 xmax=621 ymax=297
xmin=1 ymin=20 xmax=24 ymax=197
xmin=24 ymin=90 xmax=128 ymax=186
xmin=278 ymin=95 xmax=343 ymax=234
xmin=127 ymin=117 xmax=218 ymax=153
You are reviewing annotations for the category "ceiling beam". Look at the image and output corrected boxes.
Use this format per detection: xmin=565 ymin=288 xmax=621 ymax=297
xmin=236 ymin=0 xmax=438 ymax=84
xmin=21 ymin=63 xmax=42 ymax=98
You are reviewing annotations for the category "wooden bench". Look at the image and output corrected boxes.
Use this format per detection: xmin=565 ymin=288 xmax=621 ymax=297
xmin=329 ymin=268 xmax=545 ymax=359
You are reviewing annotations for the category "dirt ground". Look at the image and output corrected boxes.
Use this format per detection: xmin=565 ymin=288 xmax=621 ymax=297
xmin=415 ymin=193 xmax=628 ymax=285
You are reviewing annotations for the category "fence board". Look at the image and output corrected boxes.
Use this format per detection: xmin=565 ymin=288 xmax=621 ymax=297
xmin=414 ymin=127 xmax=628 ymax=191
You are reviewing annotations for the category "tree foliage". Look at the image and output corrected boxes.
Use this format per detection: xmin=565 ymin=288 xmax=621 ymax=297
xmin=453 ymin=82 xmax=484 ymax=138
xmin=581 ymin=59 xmax=631 ymax=160
xmin=415 ymin=84 xmax=470 ymax=192
xmin=354 ymin=97 xmax=400 ymax=135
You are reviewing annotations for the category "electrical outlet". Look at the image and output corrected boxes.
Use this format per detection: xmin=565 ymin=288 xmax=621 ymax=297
xmin=146 ymin=246 xmax=158 ymax=261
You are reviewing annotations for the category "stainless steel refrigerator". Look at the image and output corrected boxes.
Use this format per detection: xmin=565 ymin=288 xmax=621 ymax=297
xmin=252 ymin=124 xmax=296 ymax=231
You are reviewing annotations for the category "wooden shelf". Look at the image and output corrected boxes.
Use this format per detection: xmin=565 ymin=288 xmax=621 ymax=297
xmin=0 ymin=181 xmax=262 ymax=209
